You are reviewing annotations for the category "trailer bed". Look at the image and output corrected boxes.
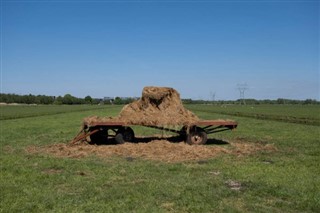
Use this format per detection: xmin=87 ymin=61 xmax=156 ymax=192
xmin=85 ymin=120 xmax=237 ymax=128
xmin=71 ymin=120 xmax=237 ymax=145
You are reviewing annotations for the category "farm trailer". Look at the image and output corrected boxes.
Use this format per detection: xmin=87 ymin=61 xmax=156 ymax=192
xmin=71 ymin=120 xmax=238 ymax=145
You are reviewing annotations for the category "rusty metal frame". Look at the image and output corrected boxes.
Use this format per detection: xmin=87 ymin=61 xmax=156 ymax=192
xmin=70 ymin=129 xmax=99 ymax=145
xmin=71 ymin=120 xmax=238 ymax=144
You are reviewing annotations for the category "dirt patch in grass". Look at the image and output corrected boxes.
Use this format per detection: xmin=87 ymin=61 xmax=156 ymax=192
xmin=42 ymin=168 xmax=63 ymax=175
xmin=26 ymin=139 xmax=277 ymax=163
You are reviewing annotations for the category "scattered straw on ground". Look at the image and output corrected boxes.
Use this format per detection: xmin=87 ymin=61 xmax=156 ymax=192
xmin=26 ymin=139 xmax=277 ymax=163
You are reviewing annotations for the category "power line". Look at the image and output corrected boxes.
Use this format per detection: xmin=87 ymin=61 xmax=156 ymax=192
xmin=237 ymin=83 xmax=248 ymax=105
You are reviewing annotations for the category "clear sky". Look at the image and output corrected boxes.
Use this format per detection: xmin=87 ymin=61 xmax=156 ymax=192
xmin=1 ymin=0 xmax=319 ymax=100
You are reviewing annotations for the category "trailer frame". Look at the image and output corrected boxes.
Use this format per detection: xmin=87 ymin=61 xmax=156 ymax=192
xmin=70 ymin=120 xmax=237 ymax=145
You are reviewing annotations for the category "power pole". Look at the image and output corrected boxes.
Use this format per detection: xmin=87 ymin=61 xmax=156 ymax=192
xmin=210 ymin=91 xmax=216 ymax=104
xmin=237 ymin=83 xmax=248 ymax=105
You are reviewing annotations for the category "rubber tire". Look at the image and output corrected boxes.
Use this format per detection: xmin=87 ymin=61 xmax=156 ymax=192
xmin=115 ymin=127 xmax=135 ymax=144
xmin=178 ymin=126 xmax=188 ymax=141
xmin=186 ymin=127 xmax=208 ymax=145
xmin=90 ymin=128 xmax=108 ymax=144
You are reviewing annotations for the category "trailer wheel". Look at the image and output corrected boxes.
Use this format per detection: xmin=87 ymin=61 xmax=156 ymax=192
xmin=186 ymin=127 xmax=207 ymax=145
xmin=115 ymin=127 xmax=135 ymax=144
xmin=90 ymin=128 xmax=108 ymax=144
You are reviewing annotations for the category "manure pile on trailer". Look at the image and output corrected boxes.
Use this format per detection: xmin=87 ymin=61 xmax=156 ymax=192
xmin=84 ymin=86 xmax=199 ymax=127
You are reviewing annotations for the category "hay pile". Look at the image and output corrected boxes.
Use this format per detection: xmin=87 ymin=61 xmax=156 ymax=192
xmin=84 ymin=86 xmax=199 ymax=126
xmin=26 ymin=139 xmax=277 ymax=163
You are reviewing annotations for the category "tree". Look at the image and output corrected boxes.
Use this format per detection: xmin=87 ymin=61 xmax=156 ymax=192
xmin=62 ymin=94 xmax=75 ymax=105
xmin=84 ymin=95 xmax=93 ymax=104
xmin=114 ymin=97 xmax=122 ymax=105
xmin=54 ymin=96 xmax=63 ymax=105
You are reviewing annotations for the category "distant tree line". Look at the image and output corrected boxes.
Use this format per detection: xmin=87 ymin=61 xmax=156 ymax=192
xmin=0 ymin=93 xmax=99 ymax=105
xmin=0 ymin=93 xmax=139 ymax=105
xmin=182 ymin=98 xmax=320 ymax=105
xmin=0 ymin=93 xmax=319 ymax=105
xmin=112 ymin=97 xmax=137 ymax=105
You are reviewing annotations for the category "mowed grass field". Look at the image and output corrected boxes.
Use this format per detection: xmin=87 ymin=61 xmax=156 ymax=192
xmin=0 ymin=105 xmax=110 ymax=120
xmin=1 ymin=104 xmax=319 ymax=212
xmin=186 ymin=104 xmax=320 ymax=126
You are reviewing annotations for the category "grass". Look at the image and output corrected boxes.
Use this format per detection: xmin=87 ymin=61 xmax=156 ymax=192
xmin=0 ymin=104 xmax=115 ymax=120
xmin=186 ymin=104 xmax=320 ymax=126
xmin=1 ymin=105 xmax=319 ymax=212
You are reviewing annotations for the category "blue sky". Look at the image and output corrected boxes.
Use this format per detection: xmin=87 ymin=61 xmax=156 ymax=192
xmin=1 ymin=0 xmax=319 ymax=100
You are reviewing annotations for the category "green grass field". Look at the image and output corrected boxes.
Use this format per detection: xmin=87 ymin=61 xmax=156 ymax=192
xmin=186 ymin=104 xmax=320 ymax=126
xmin=1 ymin=105 xmax=319 ymax=212
xmin=0 ymin=105 xmax=113 ymax=120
